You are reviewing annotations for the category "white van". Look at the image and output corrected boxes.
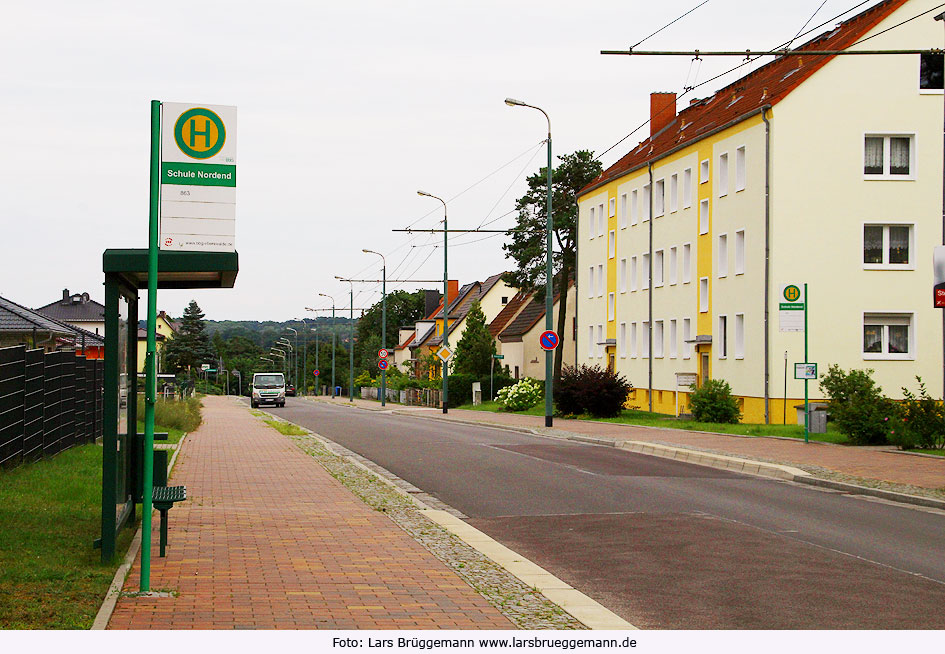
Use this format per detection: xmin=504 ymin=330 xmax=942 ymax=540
xmin=251 ymin=372 xmax=286 ymax=408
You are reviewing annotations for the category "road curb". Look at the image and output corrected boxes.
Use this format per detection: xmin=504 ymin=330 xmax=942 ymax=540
xmin=90 ymin=432 xmax=189 ymax=630
xmin=792 ymin=476 xmax=945 ymax=510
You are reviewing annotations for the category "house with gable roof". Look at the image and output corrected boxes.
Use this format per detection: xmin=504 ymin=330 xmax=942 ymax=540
xmin=576 ymin=0 xmax=943 ymax=423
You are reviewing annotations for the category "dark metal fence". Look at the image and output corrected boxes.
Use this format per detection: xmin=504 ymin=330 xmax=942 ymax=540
xmin=0 ymin=345 xmax=103 ymax=468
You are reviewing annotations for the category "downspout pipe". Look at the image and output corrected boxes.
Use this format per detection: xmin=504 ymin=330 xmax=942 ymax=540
xmin=648 ymin=162 xmax=654 ymax=412
xmin=762 ymin=105 xmax=772 ymax=424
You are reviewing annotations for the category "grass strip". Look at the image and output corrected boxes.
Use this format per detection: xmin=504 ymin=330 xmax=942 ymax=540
xmin=0 ymin=445 xmax=136 ymax=629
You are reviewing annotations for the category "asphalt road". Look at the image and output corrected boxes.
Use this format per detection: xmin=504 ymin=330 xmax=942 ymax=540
xmin=269 ymin=398 xmax=945 ymax=629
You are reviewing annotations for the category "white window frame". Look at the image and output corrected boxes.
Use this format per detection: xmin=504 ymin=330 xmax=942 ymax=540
xmin=670 ymin=174 xmax=678 ymax=213
xmin=700 ymin=278 xmax=709 ymax=313
xmin=598 ymin=203 xmax=606 ymax=236
xmin=654 ymin=320 xmax=664 ymax=358
xmin=735 ymin=146 xmax=746 ymax=192
xmin=735 ymin=230 xmax=745 ymax=275
xmin=608 ymin=292 xmax=615 ymax=322
xmin=683 ymin=318 xmax=692 ymax=359
xmin=863 ymin=133 xmax=916 ymax=180
xmin=699 ymin=199 xmax=709 ymax=235
xmin=589 ymin=207 xmax=595 ymax=239
xmin=654 ymin=178 xmax=665 ymax=217
xmin=669 ymin=246 xmax=678 ymax=285
xmin=683 ymin=243 xmax=692 ymax=283
xmin=683 ymin=168 xmax=693 ymax=208
xmin=718 ymin=152 xmax=729 ymax=197
xmin=642 ymin=253 xmax=650 ymax=289
xmin=609 ymin=197 xmax=616 ymax=218
xmin=630 ymin=256 xmax=638 ymax=291
xmin=654 ymin=249 xmax=664 ymax=287
xmin=631 ymin=322 xmax=638 ymax=358
xmin=587 ymin=266 xmax=595 ymax=299
xmin=642 ymin=184 xmax=651 ymax=221
xmin=619 ymin=258 xmax=627 ymax=293
xmin=619 ymin=322 xmax=627 ymax=358
xmin=642 ymin=321 xmax=650 ymax=357
xmin=669 ymin=319 xmax=678 ymax=358
xmin=597 ymin=264 xmax=604 ymax=297
xmin=862 ymin=223 xmax=914 ymax=270
xmin=609 ymin=230 xmax=616 ymax=259
xmin=631 ymin=189 xmax=639 ymax=225
xmin=588 ymin=325 xmax=595 ymax=358
xmin=735 ymin=313 xmax=745 ymax=359
xmin=718 ymin=233 xmax=728 ymax=278
xmin=862 ymin=312 xmax=915 ymax=360
xmin=597 ymin=324 xmax=604 ymax=358
xmin=700 ymin=159 xmax=710 ymax=184
xmin=718 ymin=315 xmax=728 ymax=359
xmin=619 ymin=193 xmax=628 ymax=229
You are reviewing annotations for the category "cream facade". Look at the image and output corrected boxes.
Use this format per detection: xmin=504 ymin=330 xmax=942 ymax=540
xmin=577 ymin=0 xmax=944 ymax=423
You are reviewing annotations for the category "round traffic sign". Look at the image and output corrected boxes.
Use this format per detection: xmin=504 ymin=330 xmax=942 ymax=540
xmin=539 ymin=330 xmax=560 ymax=351
xmin=783 ymin=285 xmax=801 ymax=302
xmin=378 ymin=348 xmax=390 ymax=359
xmin=313 ymin=369 xmax=320 ymax=376
xmin=378 ymin=359 xmax=389 ymax=371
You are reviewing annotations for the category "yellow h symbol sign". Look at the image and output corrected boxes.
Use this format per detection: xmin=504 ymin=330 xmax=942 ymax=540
xmin=188 ymin=118 xmax=212 ymax=148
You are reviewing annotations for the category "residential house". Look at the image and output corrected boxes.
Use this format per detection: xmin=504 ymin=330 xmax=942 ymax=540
xmin=1 ymin=295 xmax=105 ymax=356
xmin=35 ymin=289 xmax=106 ymax=336
xmin=576 ymin=0 xmax=942 ymax=423
xmin=135 ymin=311 xmax=179 ymax=372
xmin=496 ymin=283 xmax=575 ymax=380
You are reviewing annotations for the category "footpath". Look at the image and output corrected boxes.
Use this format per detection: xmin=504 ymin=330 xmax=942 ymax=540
xmin=323 ymin=397 xmax=945 ymax=498
xmin=106 ymin=396 xmax=514 ymax=630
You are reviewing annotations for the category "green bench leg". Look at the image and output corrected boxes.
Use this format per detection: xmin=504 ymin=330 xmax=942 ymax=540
xmin=159 ymin=508 xmax=169 ymax=557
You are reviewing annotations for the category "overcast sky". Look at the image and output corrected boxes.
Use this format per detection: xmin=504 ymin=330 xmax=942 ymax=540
xmin=0 ymin=0 xmax=891 ymax=321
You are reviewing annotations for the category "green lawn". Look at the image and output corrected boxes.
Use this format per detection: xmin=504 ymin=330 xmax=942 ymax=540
xmin=455 ymin=402 xmax=848 ymax=445
xmin=910 ymin=448 xmax=945 ymax=457
xmin=0 ymin=445 xmax=136 ymax=629
xmin=136 ymin=421 xmax=186 ymax=445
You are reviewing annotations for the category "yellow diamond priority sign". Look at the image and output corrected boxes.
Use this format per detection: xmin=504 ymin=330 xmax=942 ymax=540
xmin=435 ymin=346 xmax=453 ymax=363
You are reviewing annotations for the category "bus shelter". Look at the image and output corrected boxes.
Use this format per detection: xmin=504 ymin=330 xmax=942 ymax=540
xmin=99 ymin=248 xmax=238 ymax=561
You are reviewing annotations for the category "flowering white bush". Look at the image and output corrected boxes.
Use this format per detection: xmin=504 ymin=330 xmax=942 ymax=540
xmin=496 ymin=377 xmax=543 ymax=411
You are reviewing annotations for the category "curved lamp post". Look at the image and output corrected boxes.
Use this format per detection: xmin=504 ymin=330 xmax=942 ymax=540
xmin=286 ymin=326 xmax=298 ymax=389
xmin=417 ymin=190 xmax=449 ymax=414
xmin=317 ymin=294 xmax=337 ymax=397
xmin=505 ymin=97 xmax=554 ymax=427
xmin=334 ymin=276 xmax=355 ymax=402
xmin=363 ymin=249 xmax=387 ymax=406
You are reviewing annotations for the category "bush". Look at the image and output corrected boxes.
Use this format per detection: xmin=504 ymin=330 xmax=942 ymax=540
xmin=137 ymin=396 xmax=203 ymax=433
xmin=890 ymin=377 xmax=945 ymax=450
xmin=554 ymin=365 xmax=632 ymax=418
xmin=354 ymin=371 xmax=375 ymax=387
xmin=496 ymin=378 xmax=543 ymax=411
xmin=689 ymin=379 xmax=741 ymax=424
xmin=819 ymin=364 xmax=894 ymax=445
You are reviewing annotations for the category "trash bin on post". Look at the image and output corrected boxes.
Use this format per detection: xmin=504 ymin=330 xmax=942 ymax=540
xmin=472 ymin=382 xmax=482 ymax=406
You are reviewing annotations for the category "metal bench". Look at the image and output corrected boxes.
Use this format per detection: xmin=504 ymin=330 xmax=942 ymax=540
xmin=152 ymin=485 xmax=186 ymax=557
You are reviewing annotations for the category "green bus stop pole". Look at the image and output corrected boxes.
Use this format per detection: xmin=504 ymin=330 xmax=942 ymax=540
xmin=141 ymin=99 xmax=160 ymax=592
xmin=804 ymin=283 xmax=809 ymax=445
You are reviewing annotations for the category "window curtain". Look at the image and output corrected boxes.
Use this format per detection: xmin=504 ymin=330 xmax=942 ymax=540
xmin=863 ymin=225 xmax=883 ymax=264
xmin=888 ymin=226 xmax=909 ymax=264
xmin=889 ymin=138 xmax=910 ymax=175
xmin=888 ymin=325 xmax=909 ymax=354
xmin=863 ymin=325 xmax=882 ymax=353
xmin=864 ymin=137 xmax=884 ymax=174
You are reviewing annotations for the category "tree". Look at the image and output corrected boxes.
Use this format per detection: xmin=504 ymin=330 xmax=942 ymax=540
xmin=451 ymin=301 xmax=495 ymax=377
xmin=163 ymin=300 xmax=215 ymax=376
xmin=502 ymin=150 xmax=603 ymax=382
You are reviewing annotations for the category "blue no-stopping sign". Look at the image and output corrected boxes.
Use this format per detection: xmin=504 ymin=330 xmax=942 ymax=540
xmin=539 ymin=330 xmax=560 ymax=351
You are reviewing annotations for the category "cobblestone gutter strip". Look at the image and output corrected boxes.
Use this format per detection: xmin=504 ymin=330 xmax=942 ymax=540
xmin=286 ymin=432 xmax=582 ymax=630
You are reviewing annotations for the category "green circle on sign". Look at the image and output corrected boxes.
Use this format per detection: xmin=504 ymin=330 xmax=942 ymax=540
xmin=783 ymin=285 xmax=801 ymax=302
xmin=174 ymin=107 xmax=226 ymax=159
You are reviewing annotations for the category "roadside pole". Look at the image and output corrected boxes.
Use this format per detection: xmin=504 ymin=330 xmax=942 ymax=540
xmin=141 ymin=99 xmax=160 ymax=592
xmin=804 ymin=283 xmax=809 ymax=444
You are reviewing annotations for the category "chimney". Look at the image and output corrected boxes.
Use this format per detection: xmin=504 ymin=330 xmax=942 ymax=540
xmin=650 ymin=92 xmax=677 ymax=137
xmin=446 ymin=280 xmax=459 ymax=310
xmin=62 ymin=288 xmax=70 ymax=302
xmin=424 ymin=290 xmax=441 ymax=317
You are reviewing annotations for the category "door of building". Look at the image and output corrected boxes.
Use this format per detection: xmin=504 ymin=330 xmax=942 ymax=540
xmin=701 ymin=352 xmax=710 ymax=386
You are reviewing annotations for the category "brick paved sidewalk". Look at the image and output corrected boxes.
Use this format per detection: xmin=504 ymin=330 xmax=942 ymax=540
xmin=314 ymin=397 xmax=945 ymax=491
xmin=108 ymin=396 xmax=513 ymax=630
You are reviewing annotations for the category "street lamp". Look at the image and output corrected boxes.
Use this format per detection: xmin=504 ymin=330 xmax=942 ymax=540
xmin=335 ymin=276 xmax=355 ymax=402
xmin=286 ymin=326 xmax=298 ymax=389
xmin=363 ymin=249 xmax=387 ymax=406
xmin=316 ymin=295 xmax=337 ymax=397
xmin=417 ymin=190 xmax=450 ymax=414
xmin=505 ymin=97 xmax=554 ymax=427
xmin=233 ymin=370 xmax=241 ymax=397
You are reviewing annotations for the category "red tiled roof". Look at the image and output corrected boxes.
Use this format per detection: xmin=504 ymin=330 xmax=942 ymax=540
xmin=580 ymin=0 xmax=910 ymax=196
xmin=488 ymin=291 xmax=531 ymax=337
xmin=394 ymin=331 xmax=415 ymax=351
